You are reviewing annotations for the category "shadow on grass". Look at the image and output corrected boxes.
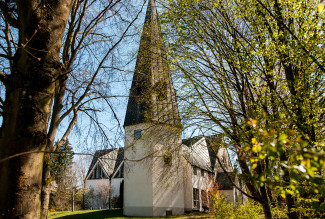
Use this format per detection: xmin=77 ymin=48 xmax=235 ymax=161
xmin=50 ymin=209 xmax=214 ymax=219
xmin=55 ymin=209 xmax=126 ymax=219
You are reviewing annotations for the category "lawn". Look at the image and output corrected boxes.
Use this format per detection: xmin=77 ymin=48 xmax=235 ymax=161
xmin=48 ymin=209 xmax=213 ymax=219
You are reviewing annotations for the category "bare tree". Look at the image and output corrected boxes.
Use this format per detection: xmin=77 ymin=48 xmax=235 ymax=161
xmin=0 ymin=0 xmax=145 ymax=218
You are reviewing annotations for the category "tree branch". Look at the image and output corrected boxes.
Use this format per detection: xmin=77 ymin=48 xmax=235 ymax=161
xmin=56 ymin=109 xmax=79 ymax=149
xmin=0 ymin=1 xmax=19 ymax=28
xmin=0 ymin=71 xmax=8 ymax=84
xmin=215 ymin=153 xmax=260 ymax=202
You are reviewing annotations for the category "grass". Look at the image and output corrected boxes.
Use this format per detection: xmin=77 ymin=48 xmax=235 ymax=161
xmin=48 ymin=209 xmax=213 ymax=219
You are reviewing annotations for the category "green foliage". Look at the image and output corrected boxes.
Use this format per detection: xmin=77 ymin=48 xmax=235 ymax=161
xmin=234 ymin=201 xmax=262 ymax=219
xmin=49 ymin=140 xmax=77 ymax=211
xmin=50 ymin=140 xmax=74 ymax=182
xmin=211 ymin=192 xmax=263 ymax=219
xmin=244 ymin=120 xmax=325 ymax=217
xmin=211 ymin=193 xmax=234 ymax=219
xmin=271 ymin=205 xmax=288 ymax=219
xmin=161 ymin=0 xmax=325 ymax=217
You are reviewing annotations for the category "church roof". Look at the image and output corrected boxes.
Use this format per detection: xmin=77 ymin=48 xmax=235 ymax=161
xmin=182 ymin=135 xmax=223 ymax=170
xmin=86 ymin=149 xmax=114 ymax=178
xmin=205 ymin=135 xmax=223 ymax=169
xmin=124 ymin=0 xmax=181 ymax=127
xmin=86 ymin=148 xmax=124 ymax=179
xmin=112 ymin=148 xmax=124 ymax=176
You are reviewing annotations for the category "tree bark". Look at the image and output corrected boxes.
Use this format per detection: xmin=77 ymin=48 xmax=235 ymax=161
xmin=261 ymin=201 xmax=273 ymax=219
xmin=40 ymin=158 xmax=51 ymax=219
xmin=0 ymin=1 xmax=73 ymax=218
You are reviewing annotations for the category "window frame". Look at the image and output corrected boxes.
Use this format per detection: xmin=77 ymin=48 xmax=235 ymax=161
xmin=193 ymin=188 xmax=200 ymax=209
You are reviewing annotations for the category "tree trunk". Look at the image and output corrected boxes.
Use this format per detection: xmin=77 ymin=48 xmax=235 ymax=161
xmin=41 ymin=158 xmax=51 ymax=219
xmin=261 ymin=201 xmax=273 ymax=219
xmin=286 ymin=194 xmax=299 ymax=219
xmin=0 ymin=1 xmax=73 ymax=218
xmin=0 ymin=72 xmax=55 ymax=218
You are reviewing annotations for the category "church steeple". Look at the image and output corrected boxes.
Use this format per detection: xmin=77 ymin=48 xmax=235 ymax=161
xmin=124 ymin=0 xmax=181 ymax=127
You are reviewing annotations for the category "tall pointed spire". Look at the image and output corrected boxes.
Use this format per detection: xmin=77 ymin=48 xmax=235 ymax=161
xmin=124 ymin=0 xmax=181 ymax=127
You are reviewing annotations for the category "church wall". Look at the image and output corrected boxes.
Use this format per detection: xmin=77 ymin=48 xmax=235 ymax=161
xmin=183 ymin=160 xmax=193 ymax=212
xmin=124 ymin=123 xmax=185 ymax=216
xmin=111 ymin=178 xmax=123 ymax=197
xmin=214 ymin=148 xmax=233 ymax=172
xmin=191 ymin=167 xmax=211 ymax=211
xmin=191 ymin=138 xmax=210 ymax=164
xmin=151 ymin=129 xmax=185 ymax=216
xmin=124 ymin=124 xmax=154 ymax=216
xmin=84 ymin=179 xmax=111 ymax=209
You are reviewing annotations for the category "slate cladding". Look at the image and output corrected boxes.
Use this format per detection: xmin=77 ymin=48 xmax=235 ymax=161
xmin=124 ymin=0 xmax=180 ymax=127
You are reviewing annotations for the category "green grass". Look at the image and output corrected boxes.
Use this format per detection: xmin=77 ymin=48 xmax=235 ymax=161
xmin=48 ymin=209 xmax=213 ymax=219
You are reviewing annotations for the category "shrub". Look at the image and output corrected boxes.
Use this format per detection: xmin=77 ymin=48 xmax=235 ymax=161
xmin=271 ymin=205 xmax=288 ymax=219
xmin=234 ymin=201 xmax=262 ymax=219
xmin=211 ymin=193 xmax=234 ymax=219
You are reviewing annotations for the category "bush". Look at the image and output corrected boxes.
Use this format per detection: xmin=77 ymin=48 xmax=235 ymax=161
xmin=211 ymin=193 xmax=234 ymax=219
xmin=234 ymin=201 xmax=262 ymax=219
xmin=271 ymin=205 xmax=288 ymax=219
xmin=211 ymin=192 xmax=264 ymax=219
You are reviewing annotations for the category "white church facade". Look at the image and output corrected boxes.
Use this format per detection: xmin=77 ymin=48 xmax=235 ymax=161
xmin=84 ymin=0 xmax=246 ymax=216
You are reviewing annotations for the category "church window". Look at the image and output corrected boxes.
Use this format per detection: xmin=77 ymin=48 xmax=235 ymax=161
xmin=164 ymin=154 xmax=172 ymax=166
xmin=201 ymin=169 xmax=204 ymax=177
xmin=193 ymin=167 xmax=197 ymax=175
xmin=193 ymin=188 xmax=199 ymax=209
xmin=134 ymin=130 xmax=142 ymax=139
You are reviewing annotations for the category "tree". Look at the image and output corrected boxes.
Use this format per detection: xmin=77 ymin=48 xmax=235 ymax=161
xmin=0 ymin=0 xmax=144 ymax=218
xmin=50 ymin=140 xmax=74 ymax=182
xmin=48 ymin=140 xmax=76 ymax=211
xmin=161 ymin=0 xmax=324 ymax=218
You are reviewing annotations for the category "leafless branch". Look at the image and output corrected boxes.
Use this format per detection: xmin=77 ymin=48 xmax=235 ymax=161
xmin=0 ymin=71 xmax=7 ymax=83
xmin=0 ymin=1 xmax=19 ymax=28
xmin=59 ymin=3 xmax=144 ymax=122
xmin=56 ymin=109 xmax=79 ymax=149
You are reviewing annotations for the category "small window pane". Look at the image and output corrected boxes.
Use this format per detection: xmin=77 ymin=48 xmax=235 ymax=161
xmin=134 ymin=130 xmax=142 ymax=139
xmin=193 ymin=167 xmax=197 ymax=175
xmin=164 ymin=154 xmax=172 ymax=166
xmin=201 ymin=169 xmax=204 ymax=177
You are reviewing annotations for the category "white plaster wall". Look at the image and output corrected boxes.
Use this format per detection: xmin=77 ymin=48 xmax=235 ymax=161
xmin=215 ymin=148 xmax=233 ymax=172
xmin=151 ymin=128 xmax=185 ymax=216
xmin=111 ymin=178 xmax=123 ymax=197
xmin=192 ymin=170 xmax=208 ymax=190
xmin=191 ymin=167 xmax=212 ymax=211
xmin=124 ymin=123 xmax=185 ymax=216
xmin=183 ymin=161 xmax=193 ymax=212
xmin=124 ymin=124 xmax=154 ymax=216
xmin=85 ymin=179 xmax=111 ymax=193
xmin=84 ymin=179 xmax=111 ymax=209
xmin=191 ymin=138 xmax=210 ymax=164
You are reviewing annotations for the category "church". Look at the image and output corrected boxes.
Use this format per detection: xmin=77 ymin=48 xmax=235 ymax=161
xmin=84 ymin=0 xmax=246 ymax=216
